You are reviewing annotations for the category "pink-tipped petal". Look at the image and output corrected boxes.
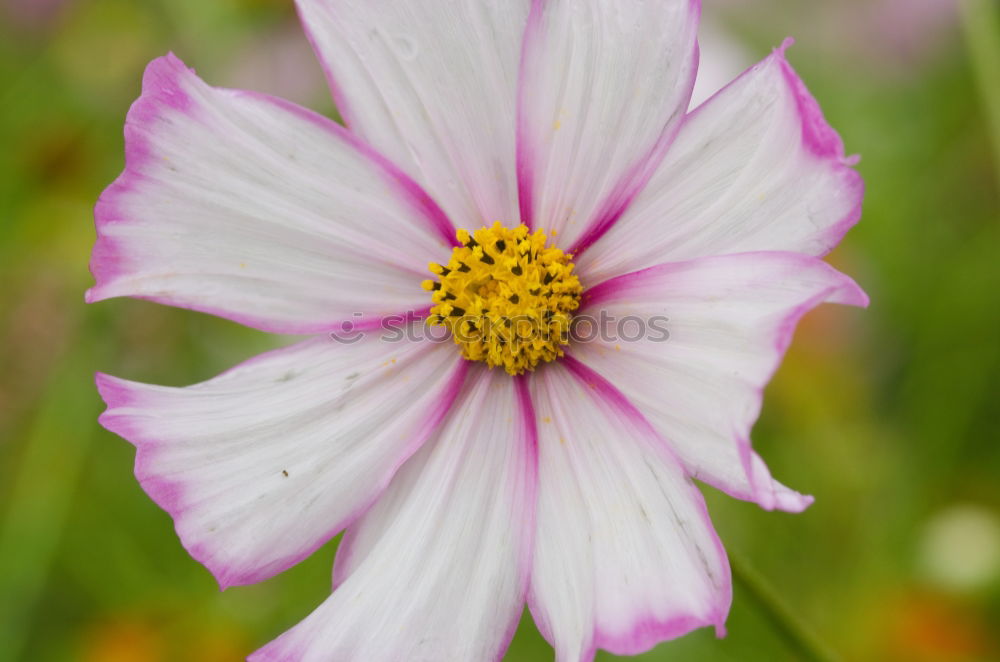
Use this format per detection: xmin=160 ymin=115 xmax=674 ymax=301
xmin=517 ymin=0 xmax=700 ymax=251
xmin=89 ymin=54 xmax=454 ymax=334
xmin=251 ymin=365 xmax=537 ymax=662
xmin=528 ymin=359 xmax=730 ymax=662
xmin=331 ymin=372 xmax=539 ymax=594
xmin=576 ymin=41 xmax=864 ymax=284
xmin=295 ymin=0 xmax=530 ymax=229
xmin=576 ymin=251 xmax=868 ymax=512
xmin=97 ymin=331 xmax=466 ymax=589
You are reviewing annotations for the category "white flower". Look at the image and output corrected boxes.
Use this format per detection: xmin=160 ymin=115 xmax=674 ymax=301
xmin=91 ymin=2 xmax=866 ymax=660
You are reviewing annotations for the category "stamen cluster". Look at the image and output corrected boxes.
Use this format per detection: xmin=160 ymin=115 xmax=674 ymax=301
xmin=424 ymin=222 xmax=582 ymax=375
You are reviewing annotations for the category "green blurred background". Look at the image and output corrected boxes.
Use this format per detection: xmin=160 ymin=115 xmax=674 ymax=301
xmin=1 ymin=0 xmax=998 ymax=660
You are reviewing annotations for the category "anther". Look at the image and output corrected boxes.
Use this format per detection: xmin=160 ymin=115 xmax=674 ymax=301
xmin=426 ymin=223 xmax=582 ymax=375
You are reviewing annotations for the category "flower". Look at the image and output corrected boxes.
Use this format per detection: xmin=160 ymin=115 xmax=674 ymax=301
xmin=90 ymin=1 xmax=866 ymax=660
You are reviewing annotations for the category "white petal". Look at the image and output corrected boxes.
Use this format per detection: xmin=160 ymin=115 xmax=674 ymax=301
xmin=517 ymin=0 xmax=700 ymax=253
xmin=89 ymin=54 xmax=454 ymax=333
xmin=528 ymin=359 xmax=730 ymax=662
xmin=577 ymin=43 xmax=864 ymax=284
xmin=295 ymin=0 xmax=530 ymax=228
xmin=251 ymin=366 xmax=536 ymax=662
xmin=574 ymin=251 xmax=868 ymax=512
xmin=97 ymin=331 xmax=465 ymax=588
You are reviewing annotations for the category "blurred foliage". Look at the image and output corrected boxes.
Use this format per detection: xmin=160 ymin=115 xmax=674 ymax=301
xmin=0 ymin=0 xmax=998 ymax=660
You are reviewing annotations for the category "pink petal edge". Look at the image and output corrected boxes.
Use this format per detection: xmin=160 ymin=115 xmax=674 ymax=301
xmin=326 ymin=372 xmax=539 ymax=662
xmin=292 ymin=0 xmax=357 ymax=132
xmin=87 ymin=54 xmax=457 ymax=334
xmin=96 ymin=350 xmax=470 ymax=590
xmin=581 ymin=251 xmax=868 ymax=513
xmin=684 ymin=37 xmax=865 ymax=258
xmin=565 ymin=2 xmax=702 ymax=257
xmin=516 ymin=0 xmax=703 ymax=247
xmin=498 ymin=374 xmax=541 ymax=662
xmin=326 ymin=373 xmax=537 ymax=662
xmin=514 ymin=0 xmax=545 ymax=230
xmin=527 ymin=354 xmax=732 ymax=658
xmin=583 ymin=251 xmax=869 ymax=310
xmin=774 ymin=38 xmax=864 ymax=253
xmin=224 ymin=88 xmax=458 ymax=248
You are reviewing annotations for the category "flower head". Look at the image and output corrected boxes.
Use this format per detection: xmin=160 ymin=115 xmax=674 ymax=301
xmin=91 ymin=1 xmax=866 ymax=660
xmin=426 ymin=223 xmax=582 ymax=374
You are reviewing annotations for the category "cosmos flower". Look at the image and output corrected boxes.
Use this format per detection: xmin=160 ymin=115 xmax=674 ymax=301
xmin=90 ymin=1 xmax=866 ymax=660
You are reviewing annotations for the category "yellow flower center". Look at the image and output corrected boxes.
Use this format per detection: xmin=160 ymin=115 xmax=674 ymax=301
xmin=424 ymin=222 xmax=582 ymax=375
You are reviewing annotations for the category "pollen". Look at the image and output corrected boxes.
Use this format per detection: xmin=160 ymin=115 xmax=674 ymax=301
xmin=424 ymin=222 xmax=582 ymax=375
